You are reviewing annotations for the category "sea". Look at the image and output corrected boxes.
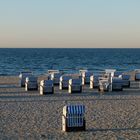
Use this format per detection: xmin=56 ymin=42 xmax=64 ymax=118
xmin=0 ymin=48 xmax=140 ymax=76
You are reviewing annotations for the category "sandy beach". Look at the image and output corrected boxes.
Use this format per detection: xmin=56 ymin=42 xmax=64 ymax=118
xmin=0 ymin=76 xmax=140 ymax=140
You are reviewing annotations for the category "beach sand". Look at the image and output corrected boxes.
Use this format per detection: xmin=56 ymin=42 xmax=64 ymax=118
xmin=0 ymin=76 xmax=140 ymax=140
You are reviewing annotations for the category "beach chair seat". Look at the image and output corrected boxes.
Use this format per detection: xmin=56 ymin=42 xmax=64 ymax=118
xmin=40 ymin=80 xmax=54 ymax=95
xmin=82 ymin=71 xmax=93 ymax=85
xmin=68 ymin=79 xmax=82 ymax=93
xmin=112 ymin=78 xmax=123 ymax=91
xmin=60 ymin=76 xmax=71 ymax=90
xmin=25 ymin=76 xmax=38 ymax=91
xmin=19 ymin=71 xmax=33 ymax=87
xmin=98 ymin=79 xmax=110 ymax=92
xmin=62 ymin=105 xmax=86 ymax=132
xmin=51 ymin=72 xmax=62 ymax=85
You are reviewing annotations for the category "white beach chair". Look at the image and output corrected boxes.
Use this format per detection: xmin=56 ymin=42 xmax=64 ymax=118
xmin=59 ymin=75 xmax=71 ymax=90
xmin=51 ymin=72 xmax=62 ymax=85
xmin=68 ymin=79 xmax=82 ymax=93
xmin=19 ymin=71 xmax=33 ymax=87
xmin=62 ymin=105 xmax=86 ymax=132
xmin=82 ymin=71 xmax=93 ymax=85
xmin=40 ymin=80 xmax=54 ymax=95
xmin=25 ymin=76 xmax=38 ymax=91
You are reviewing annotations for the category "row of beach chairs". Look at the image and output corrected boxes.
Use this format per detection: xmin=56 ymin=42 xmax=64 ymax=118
xmin=19 ymin=69 xmax=140 ymax=94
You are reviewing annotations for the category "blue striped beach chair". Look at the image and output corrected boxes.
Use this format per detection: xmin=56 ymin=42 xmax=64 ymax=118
xmin=62 ymin=105 xmax=86 ymax=132
xmin=25 ymin=76 xmax=38 ymax=91
xmin=68 ymin=79 xmax=82 ymax=93
xmin=82 ymin=71 xmax=93 ymax=85
xmin=59 ymin=76 xmax=71 ymax=90
xmin=51 ymin=72 xmax=62 ymax=85
xmin=19 ymin=71 xmax=33 ymax=87
xmin=40 ymin=80 xmax=54 ymax=95
xmin=90 ymin=75 xmax=101 ymax=88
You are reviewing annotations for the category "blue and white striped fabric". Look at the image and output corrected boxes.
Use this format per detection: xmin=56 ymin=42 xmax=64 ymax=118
xmin=64 ymin=105 xmax=85 ymax=127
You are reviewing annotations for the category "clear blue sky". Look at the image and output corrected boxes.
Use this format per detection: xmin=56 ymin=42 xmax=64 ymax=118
xmin=0 ymin=0 xmax=140 ymax=48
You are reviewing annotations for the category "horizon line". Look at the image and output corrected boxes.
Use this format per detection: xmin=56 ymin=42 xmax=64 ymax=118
xmin=0 ymin=47 xmax=140 ymax=49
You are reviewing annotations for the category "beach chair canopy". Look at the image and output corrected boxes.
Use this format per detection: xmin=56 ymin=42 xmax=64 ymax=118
xmin=79 ymin=70 xmax=88 ymax=75
xmin=48 ymin=70 xmax=59 ymax=74
xmin=82 ymin=71 xmax=93 ymax=77
xmin=63 ymin=105 xmax=85 ymax=116
xmin=105 ymin=69 xmax=116 ymax=77
xmin=40 ymin=80 xmax=53 ymax=86
xmin=25 ymin=76 xmax=37 ymax=82
xmin=60 ymin=76 xmax=71 ymax=81
xmin=51 ymin=73 xmax=62 ymax=79
xmin=105 ymin=69 xmax=116 ymax=73
xmin=19 ymin=71 xmax=32 ymax=78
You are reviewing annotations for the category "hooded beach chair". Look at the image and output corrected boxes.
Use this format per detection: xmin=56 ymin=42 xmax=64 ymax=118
xmin=19 ymin=71 xmax=33 ymax=87
xmin=59 ymin=75 xmax=71 ymax=90
xmin=68 ymin=79 xmax=82 ymax=93
xmin=90 ymin=75 xmax=101 ymax=88
xmin=40 ymin=80 xmax=54 ymax=95
xmin=25 ymin=76 xmax=38 ymax=91
xmin=81 ymin=71 xmax=93 ymax=85
xmin=51 ymin=72 xmax=62 ymax=85
xmin=62 ymin=105 xmax=86 ymax=132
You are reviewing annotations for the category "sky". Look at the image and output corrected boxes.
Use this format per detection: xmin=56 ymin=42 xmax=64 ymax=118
xmin=0 ymin=0 xmax=140 ymax=48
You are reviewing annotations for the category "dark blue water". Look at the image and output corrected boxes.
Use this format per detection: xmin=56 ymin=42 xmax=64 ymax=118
xmin=0 ymin=48 xmax=140 ymax=75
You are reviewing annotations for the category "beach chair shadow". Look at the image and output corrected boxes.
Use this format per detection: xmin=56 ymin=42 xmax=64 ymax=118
xmin=87 ymin=127 xmax=140 ymax=132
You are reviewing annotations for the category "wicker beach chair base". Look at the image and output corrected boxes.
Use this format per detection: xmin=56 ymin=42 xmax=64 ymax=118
xmin=62 ymin=118 xmax=86 ymax=132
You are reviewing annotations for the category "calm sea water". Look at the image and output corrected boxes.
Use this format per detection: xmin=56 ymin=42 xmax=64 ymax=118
xmin=0 ymin=48 xmax=140 ymax=75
